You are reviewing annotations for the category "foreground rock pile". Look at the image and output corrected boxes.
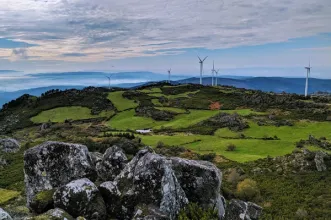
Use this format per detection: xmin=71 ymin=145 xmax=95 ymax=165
xmin=2 ymin=141 xmax=263 ymax=219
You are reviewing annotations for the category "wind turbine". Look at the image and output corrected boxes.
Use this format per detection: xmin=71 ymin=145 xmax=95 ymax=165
xmin=304 ymin=60 xmax=311 ymax=97
xmin=198 ymin=56 xmax=208 ymax=85
xmin=215 ymin=69 xmax=220 ymax=86
xmin=105 ymin=74 xmax=113 ymax=90
xmin=167 ymin=68 xmax=171 ymax=83
xmin=211 ymin=61 xmax=216 ymax=86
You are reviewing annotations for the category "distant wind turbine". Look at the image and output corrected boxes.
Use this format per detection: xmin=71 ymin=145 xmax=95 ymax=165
xmin=105 ymin=74 xmax=113 ymax=90
xmin=304 ymin=60 xmax=312 ymax=97
xmin=215 ymin=69 xmax=220 ymax=86
xmin=198 ymin=56 xmax=208 ymax=85
xmin=211 ymin=61 xmax=216 ymax=86
xmin=168 ymin=68 xmax=171 ymax=83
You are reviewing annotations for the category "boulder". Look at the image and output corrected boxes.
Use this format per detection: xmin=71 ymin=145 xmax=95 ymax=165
xmin=24 ymin=141 xmax=96 ymax=211
xmin=0 ymin=157 xmax=7 ymax=168
xmin=224 ymin=199 xmax=262 ymax=220
xmin=89 ymin=152 xmax=103 ymax=170
xmin=28 ymin=208 xmax=74 ymax=220
xmin=96 ymin=146 xmax=128 ymax=181
xmin=314 ymin=151 xmax=328 ymax=171
xmin=170 ymin=157 xmax=225 ymax=219
xmin=0 ymin=138 xmax=20 ymax=153
xmin=30 ymin=189 xmax=55 ymax=214
xmin=0 ymin=208 xmax=13 ymax=220
xmin=98 ymin=181 xmax=121 ymax=216
xmin=101 ymin=148 xmax=188 ymax=219
xmin=53 ymin=178 xmax=106 ymax=220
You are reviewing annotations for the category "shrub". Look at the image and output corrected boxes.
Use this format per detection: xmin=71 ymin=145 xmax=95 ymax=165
xmin=199 ymin=153 xmax=216 ymax=162
xmin=236 ymin=178 xmax=260 ymax=201
xmin=226 ymin=144 xmax=236 ymax=151
xmin=296 ymin=140 xmax=305 ymax=148
xmin=156 ymin=141 xmax=165 ymax=148
xmin=227 ymin=169 xmax=241 ymax=186
xmin=178 ymin=203 xmax=218 ymax=220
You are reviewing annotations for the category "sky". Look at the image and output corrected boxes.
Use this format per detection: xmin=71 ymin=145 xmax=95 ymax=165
xmin=0 ymin=0 xmax=330 ymax=87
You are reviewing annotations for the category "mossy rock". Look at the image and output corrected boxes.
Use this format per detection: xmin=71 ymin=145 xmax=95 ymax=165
xmin=29 ymin=208 xmax=74 ymax=220
xmin=30 ymin=189 xmax=55 ymax=214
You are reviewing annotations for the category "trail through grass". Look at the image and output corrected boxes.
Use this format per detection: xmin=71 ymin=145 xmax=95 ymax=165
xmin=107 ymin=91 xmax=138 ymax=111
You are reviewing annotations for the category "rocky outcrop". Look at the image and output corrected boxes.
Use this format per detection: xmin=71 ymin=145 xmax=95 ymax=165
xmin=100 ymin=148 xmax=188 ymax=219
xmin=170 ymin=157 xmax=225 ymax=218
xmin=53 ymin=178 xmax=106 ymax=220
xmin=24 ymin=141 xmax=96 ymax=211
xmin=199 ymin=113 xmax=249 ymax=132
xmin=273 ymin=149 xmax=331 ymax=173
xmin=96 ymin=146 xmax=128 ymax=181
xmin=224 ymin=199 xmax=262 ymax=220
xmin=135 ymin=106 xmax=175 ymax=121
xmin=0 ymin=138 xmax=20 ymax=153
xmin=0 ymin=208 xmax=13 ymax=220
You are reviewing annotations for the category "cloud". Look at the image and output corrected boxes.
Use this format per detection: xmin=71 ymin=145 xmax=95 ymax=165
xmin=61 ymin=53 xmax=87 ymax=57
xmin=10 ymin=48 xmax=28 ymax=61
xmin=0 ymin=0 xmax=330 ymax=63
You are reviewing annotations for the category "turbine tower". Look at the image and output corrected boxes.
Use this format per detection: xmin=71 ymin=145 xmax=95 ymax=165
xmin=304 ymin=61 xmax=311 ymax=97
xmin=211 ymin=61 xmax=216 ymax=86
xmin=168 ymin=68 xmax=171 ymax=83
xmin=198 ymin=56 xmax=208 ymax=85
xmin=106 ymin=74 xmax=113 ymax=90
xmin=215 ymin=69 xmax=220 ymax=86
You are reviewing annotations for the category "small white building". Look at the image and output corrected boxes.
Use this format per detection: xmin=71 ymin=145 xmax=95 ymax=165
xmin=136 ymin=129 xmax=153 ymax=134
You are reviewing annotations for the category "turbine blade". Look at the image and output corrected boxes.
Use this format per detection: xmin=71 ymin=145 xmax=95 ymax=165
xmin=197 ymin=56 xmax=202 ymax=61
xmin=203 ymin=56 xmax=208 ymax=61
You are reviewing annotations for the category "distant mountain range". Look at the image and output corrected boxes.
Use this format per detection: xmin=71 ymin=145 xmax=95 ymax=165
xmin=1 ymin=74 xmax=331 ymax=108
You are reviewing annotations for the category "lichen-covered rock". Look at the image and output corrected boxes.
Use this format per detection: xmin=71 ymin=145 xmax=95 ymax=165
xmin=28 ymin=208 xmax=74 ymax=220
xmin=89 ymin=152 xmax=103 ymax=170
xmin=53 ymin=178 xmax=106 ymax=220
xmin=24 ymin=141 xmax=96 ymax=211
xmin=98 ymin=181 xmax=121 ymax=216
xmin=170 ymin=157 xmax=225 ymax=219
xmin=224 ymin=199 xmax=262 ymax=220
xmin=96 ymin=146 xmax=128 ymax=181
xmin=0 ymin=156 xmax=7 ymax=168
xmin=0 ymin=138 xmax=20 ymax=153
xmin=30 ymin=189 xmax=55 ymax=214
xmin=101 ymin=148 xmax=188 ymax=219
xmin=0 ymin=208 xmax=13 ymax=220
xmin=314 ymin=151 xmax=328 ymax=171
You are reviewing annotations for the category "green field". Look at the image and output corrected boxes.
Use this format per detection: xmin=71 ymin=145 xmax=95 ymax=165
xmin=106 ymin=109 xmax=165 ymax=130
xmin=139 ymin=120 xmax=331 ymax=162
xmin=138 ymin=88 xmax=162 ymax=93
xmin=107 ymin=91 xmax=138 ymax=111
xmin=155 ymin=107 xmax=187 ymax=113
xmin=31 ymin=107 xmax=114 ymax=123
xmin=107 ymin=109 xmax=221 ymax=130
xmin=0 ymin=188 xmax=20 ymax=205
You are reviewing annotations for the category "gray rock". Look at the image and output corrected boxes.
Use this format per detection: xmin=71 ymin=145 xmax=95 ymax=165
xmin=224 ymin=199 xmax=262 ymax=220
xmin=96 ymin=146 xmax=128 ymax=181
xmin=53 ymin=178 xmax=106 ymax=220
xmin=314 ymin=151 xmax=328 ymax=171
xmin=89 ymin=152 xmax=103 ymax=169
xmin=0 ymin=157 xmax=7 ymax=168
xmin=170 ymin=157 xmax=225 ymax=219
xmin=24 ymin=141 xmax=96 ymax=211
xmin=40 ymin=122 xmax=52 ymax=131
xmin=0 ymin=208 xmax=12 ymax=220
xmin=99 ymin=181 xmax=121 ymax=216
xmin=0 ymin=138 xmax=20 ymax=153
xmin=101 ymin=148 xmax=188 ymax=219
